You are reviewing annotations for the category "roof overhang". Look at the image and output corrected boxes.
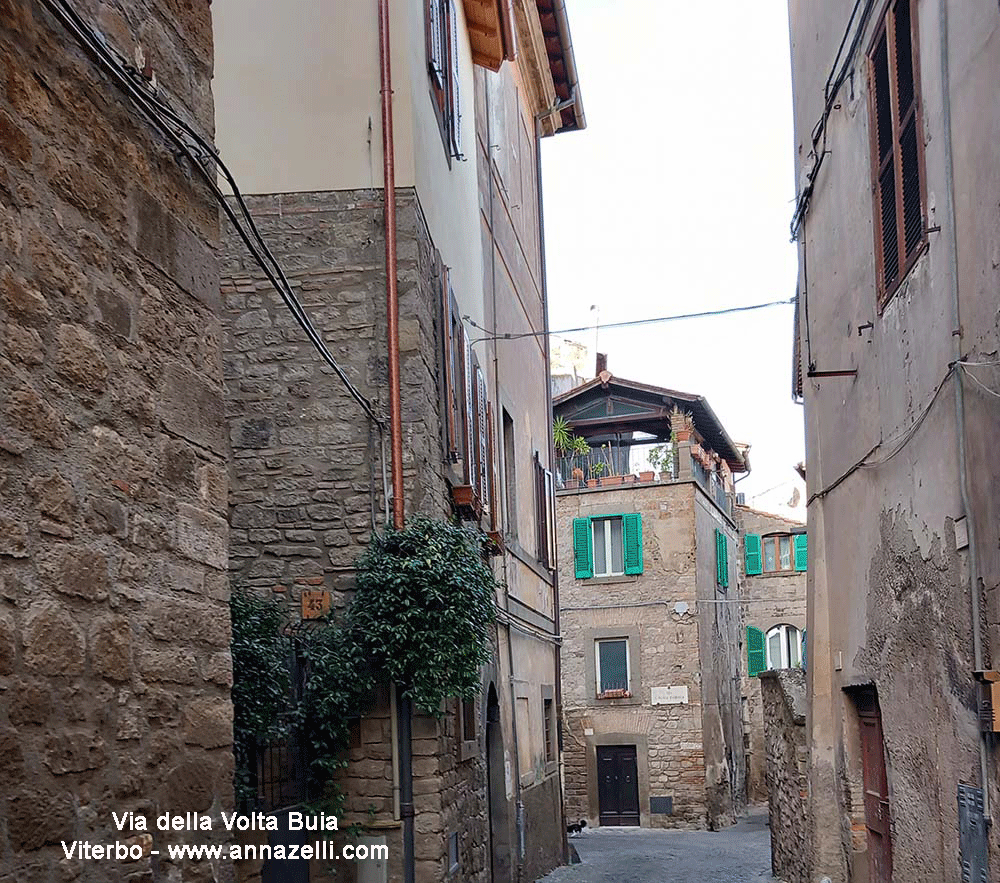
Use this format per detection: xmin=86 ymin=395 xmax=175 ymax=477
xmin=462 ymin=0 xmax=517 ymax=71
xmin=533 ymin=0 xmax=585 ymax=133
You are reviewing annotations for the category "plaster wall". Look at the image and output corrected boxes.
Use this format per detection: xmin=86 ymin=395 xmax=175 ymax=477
xmin=788 ymin=1 xmax=1000 ymax=879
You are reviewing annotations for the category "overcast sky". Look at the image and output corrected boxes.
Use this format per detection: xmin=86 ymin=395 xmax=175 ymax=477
xmin=541 ymin=0 xmax=804 ymax=507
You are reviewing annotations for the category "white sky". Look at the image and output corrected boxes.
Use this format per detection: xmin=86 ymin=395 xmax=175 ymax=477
xmin=541 ymin=0 xmax=804 ymax=505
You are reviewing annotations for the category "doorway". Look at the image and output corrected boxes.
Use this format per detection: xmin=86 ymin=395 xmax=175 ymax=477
xmin=486 ymin=684 xmax=512 ymax=882
xmin=856 ymin=688 xmax=893 ymax=882
xmin=596 ymin=745 xmax=640 ymax=826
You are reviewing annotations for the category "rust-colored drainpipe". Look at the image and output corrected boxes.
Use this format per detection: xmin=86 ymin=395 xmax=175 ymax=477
xmin=378 ymin=2 xmax=414 ymax=882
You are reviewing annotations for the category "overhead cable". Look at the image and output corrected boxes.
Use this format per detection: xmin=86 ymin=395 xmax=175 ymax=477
xmin=39 ymin=0 xmax=385 ymax=429
xmin=469 ymin=298 xmax=795 ymax=344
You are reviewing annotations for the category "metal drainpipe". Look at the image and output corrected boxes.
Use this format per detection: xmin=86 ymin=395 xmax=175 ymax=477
xmin=377 ymin=0 xmax=414 ymax=878
xmin=534 ymin=97 xmax=574 ymax=866
xmin=937 ymin=0 xmax=991 ymax=823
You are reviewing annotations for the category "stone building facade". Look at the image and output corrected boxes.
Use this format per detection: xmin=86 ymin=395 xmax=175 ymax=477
xmin=554 ymin=374 xmax=748 ymax=830
xmin=1 ymin=1 xmax=233 ymax=880
xmin=213 ymin=1 xmax=584 ymax=881
xmin=759 ymin=669 xmax=809 ymax=883
xmin=789 ymin=1 xmax=1000 ymax=879
xmin=735 ymin=505 xmax=806 ymax=803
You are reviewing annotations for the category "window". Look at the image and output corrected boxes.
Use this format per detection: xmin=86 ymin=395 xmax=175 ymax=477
xmin=596 ymin=638 xmax=630 ymax=697
xmin=502 ymin=409 xmax=516 ymax=537
xmin=441 ymin=277 xmax=465 ymax=464
xmin=715 ymin=528 xmax=729 ymax=588
xmin=868 ymin=0 xmax=925 ymax=305
xmin=572 ymin=514 xmax=643 ymax=579
xmin=543 ymin=697 xmax=554 ymax=762
xmin=765 ymin=624 xmax=803 ymax=670
xmin=425 ymin=0 xmax=463 ymax=159
xmin=460 ymin=698 xmax=476 ymax=742
xmin=745 ymin=533 xmax=807 ymax=574
xmin=534 ymin=453 xmax=555 ymax=568
xmin=448 ymin=831 xmax=459 ymax=874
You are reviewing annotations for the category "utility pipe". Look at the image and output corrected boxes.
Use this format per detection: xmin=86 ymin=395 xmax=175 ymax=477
xmin=377 ymin=0 xmax=414 ymax=879
xmin=937 ymin=0 xmax=991 ymax=822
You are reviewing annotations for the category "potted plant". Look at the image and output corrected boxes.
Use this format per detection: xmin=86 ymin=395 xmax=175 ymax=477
xmin=648 ymin=443 xmax=671 ymax=482
xmin=553 ymin=416 xmax=572 ymax=456
xmin=588 ymin=462 xmax=605 ymax=488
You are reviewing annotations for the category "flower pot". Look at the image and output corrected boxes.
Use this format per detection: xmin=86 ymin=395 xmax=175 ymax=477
xmin=638 ymin=471 xmax=655 ymax=483
xmin=622 ymin=474 xmax=636 ymax=484
xmin=675 ymin=429 xmax=692 ymax=442
xmin=564 ymin=479 xmax=580 ymax=489
xmin=603 ymin=475 xmax=623 ymax=486
xmin=586 ymin=479 xmax=599 ymax=488
xmin=659 ymin=471 xmax=672 ymax=482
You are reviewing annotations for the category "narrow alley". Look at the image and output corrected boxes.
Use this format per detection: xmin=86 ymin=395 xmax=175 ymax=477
xmin=538 ymin=811 xmax=772 ymax=883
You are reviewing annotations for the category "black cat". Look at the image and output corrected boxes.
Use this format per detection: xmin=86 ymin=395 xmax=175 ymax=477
xmin=566 ymin=819 xmax=587 ymax=835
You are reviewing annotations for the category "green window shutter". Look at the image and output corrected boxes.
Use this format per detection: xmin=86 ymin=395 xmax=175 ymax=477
xmin=793 ymin=533 xmax=808 ymax=571
xmin=744 ymin=533 xmax=762 ymax=575
xmin=573 ymin=517 xmax=593 ymax=579
xmin=747 ymin=626 xmax=766 ymax=677
xmin=714 ymin=529 xmax=722 ymax=585
xmin=715 ymin=529 xmax=729 ymax=588
xmin=623 ymin=514 xmax=643 ymax=575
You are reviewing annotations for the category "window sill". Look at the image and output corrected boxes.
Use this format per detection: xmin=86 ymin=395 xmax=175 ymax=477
xmin=459 ymin=738 xmax=478 ymax=763
xmin=583 ymin=574 xmax=637 ymax=586
xmin=597 ymin=690 xmax=632 ymax=700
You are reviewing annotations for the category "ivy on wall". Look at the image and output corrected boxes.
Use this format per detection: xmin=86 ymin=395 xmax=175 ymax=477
xmin=230 ymin=516 xmax=499 ymax=804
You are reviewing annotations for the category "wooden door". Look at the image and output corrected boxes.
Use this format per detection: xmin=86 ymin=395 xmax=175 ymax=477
xmin=857 ymin=690 xmax=893 ymax=882
xmin=596 ymin=745 xmax=640 ymax=826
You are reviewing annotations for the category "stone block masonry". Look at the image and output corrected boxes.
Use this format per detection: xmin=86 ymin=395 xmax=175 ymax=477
xmin=220 ymin=188 xmax=486 ymax=883
xmin=1 ymin=1 xmax=233 ymax=880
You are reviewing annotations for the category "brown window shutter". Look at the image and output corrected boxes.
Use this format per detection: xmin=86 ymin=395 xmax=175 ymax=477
xmin=463 ymin=328 xmax=475 ymax=485
xmin=475 ymin=366 xmax=489 ymax=509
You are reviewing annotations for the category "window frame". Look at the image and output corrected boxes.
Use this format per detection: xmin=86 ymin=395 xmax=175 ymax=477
xmin=425 ymin=0 xmax=463 ymax=161
xmin=762 ymin=533 xmax=794 ymax=573
xmin=866 ymin=0 xmax=927 ymax=308
xmin=765 ymin=624 xmax=802 ymax=670
xmin=595 ymin=637 xmax=631 ymax=698
xmin=592 ymin=515 xmax=625 ymax=578
xmin=543 ymin=696 xmax=554 ymax=763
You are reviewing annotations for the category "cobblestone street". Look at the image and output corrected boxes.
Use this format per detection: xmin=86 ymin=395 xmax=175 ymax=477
xmin=538 ymin=810 xmax=773 ymax=883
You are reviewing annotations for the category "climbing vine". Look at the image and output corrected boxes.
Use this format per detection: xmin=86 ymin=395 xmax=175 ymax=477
xmin=230 ymin=515 xmax=499 ymax=805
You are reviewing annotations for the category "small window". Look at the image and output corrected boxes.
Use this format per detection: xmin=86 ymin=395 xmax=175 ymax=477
xmin=572 ymin=514 xmax=643 ymax=579
xmin=760 ymin=533 xmax=807 ymax=573
xmin=448 ymin=831 xmax=459 ymax=874
xmin=765 ymin=624 xmax=802 ymax=670
xmin=596 ymin=638 xmax=630 ymax=697
xmin=534 ymin=453 xmax=555 ymax=569
xmin=502 ymin=409 xmax=516 ymax=537
xmin=868 ymin=0 xmax=925 ymax=305
xmin=460 ymin=698 xmax=476 ymax=742
xmin=593 ymin=516 xmax=625 ymax=577
xmin=543 ymin=697 xmax=554 ymax=762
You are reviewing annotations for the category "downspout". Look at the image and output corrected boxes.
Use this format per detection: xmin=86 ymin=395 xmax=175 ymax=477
xmin=378 ymin=0 xmax=415 ymax=880
xmin=937 ymin=0 xmax=991 ymax=823
xmin=534 ymin=98 xmax=574 ymax=866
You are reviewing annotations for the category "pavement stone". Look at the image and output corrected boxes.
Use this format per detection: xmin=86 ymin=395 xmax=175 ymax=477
xmin=538 ymin=809 xmax=774 ymax=883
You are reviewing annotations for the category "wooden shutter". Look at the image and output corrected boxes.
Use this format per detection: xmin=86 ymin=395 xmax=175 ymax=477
xmin=715 ymin=529 xmax=729 ymax=588
xmin=868 ymin=0 xmax=925 ymax=304
xmin=747 ymin=626 xmax=766 ymax=677
xmin=448 ymin=0 xmax=462 ymax=158
xmin=476 ymin=366 xmax=489 ymax=505
xmin=573 ymin=517 xmax=592 ymax=579
xmin=428 ymin=0 xmax=445 ymax=87
xmin=794 ymin=533 xmax=808 ymax=572
xmin=744 ymin=533 xmax=762 ymax=576
xmin=623 ymin=513 xmax=643 ymax=575
xmin=463 ymin=328 xmax=474 ymax=484
xmin=486 ymin=404 xmax=498 ymax=530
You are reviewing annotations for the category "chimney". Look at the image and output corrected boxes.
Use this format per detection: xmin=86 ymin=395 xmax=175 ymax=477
xmin=595 ymin=352 xmax=607 ymax=376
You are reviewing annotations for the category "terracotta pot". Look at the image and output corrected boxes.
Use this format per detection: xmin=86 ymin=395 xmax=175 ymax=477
xmin=675 ymin=429 xmax=692 ymax=442
xmin=638 ymin=471 xmax=655 ymax=482
xmin=622 ymin=474 xmax=636 ymax=484
xmin=659 ymin=471 xmax=672 ymax=482
xmin=586 ymin=479 xmax=599 ymax=488
xmin=564 ymin=479 xmax=580 ymax=489
xmin=602 ymin=475 xmax=623 ymax=486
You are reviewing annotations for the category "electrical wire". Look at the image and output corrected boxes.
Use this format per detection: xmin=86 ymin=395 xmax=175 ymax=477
xmin=807 ymin=363 xmax=954 ymax=505
xmin=960 ymin=363 xmax=1000 ymax=400
xmin=790 ymin=0 xmax=877 ymax=241
xmin=39 ymin=0 xmax=385 ymax=430
xmin=468 ymin=298 xmax=795 ymax=344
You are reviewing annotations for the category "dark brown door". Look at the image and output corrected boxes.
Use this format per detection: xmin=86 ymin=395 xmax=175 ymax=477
xmin=597 ymin=745 xmax=640 ymax=826
xmin=857 ymin=689 xmax=893 ymax=882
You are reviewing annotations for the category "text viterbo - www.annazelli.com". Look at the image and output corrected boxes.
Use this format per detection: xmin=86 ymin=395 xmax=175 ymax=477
xmin=60 ymin=811 xmax=389 ymax=863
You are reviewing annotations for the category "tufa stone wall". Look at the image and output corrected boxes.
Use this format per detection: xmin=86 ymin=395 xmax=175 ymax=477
xmin=736 ymin=506 xmax=807 ymax=803
xmin=219 ymin=188 xmax=488 ymax=883
xmin=759 ymin=669 xmax=810 ymax=883
xmin=1 ymin=1 xmax=233 ymax=880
